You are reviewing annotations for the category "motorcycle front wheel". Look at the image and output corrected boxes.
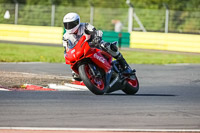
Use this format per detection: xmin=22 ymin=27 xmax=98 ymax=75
xmin=78 ymin=63 xmax=106 ymax=95
xmin=123 ymin=75 xmax=139 ymax=95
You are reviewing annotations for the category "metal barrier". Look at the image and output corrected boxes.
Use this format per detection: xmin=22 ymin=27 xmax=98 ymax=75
xmin=0 ymin=24 xmax=130 ymax=47
xmin=102 ymin=31 xmax=130 ymax=48
xmin=1 ymin=24 xmax=200 ymax=53
xmin=130 ymin=31 xmax=200 ymax=53
xmin=0 ymin=24 xmax=63 ymax=44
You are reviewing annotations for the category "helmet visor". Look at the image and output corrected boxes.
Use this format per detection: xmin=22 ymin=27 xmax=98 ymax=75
xmin=64 ymin=19 xmax=79 ymax=30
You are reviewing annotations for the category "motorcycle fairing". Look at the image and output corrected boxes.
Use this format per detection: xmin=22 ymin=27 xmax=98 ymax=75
xmin=65 ymin=35 xmax=90 ymax=65
xmin=90 ymin=51 xmax=112 ymax=73
xmin=65 ymin=35 xmax=112 ymax=73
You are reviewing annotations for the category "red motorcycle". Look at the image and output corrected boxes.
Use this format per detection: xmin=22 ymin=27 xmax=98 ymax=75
xmin=65 ymin=35 xmax=139 ymax=95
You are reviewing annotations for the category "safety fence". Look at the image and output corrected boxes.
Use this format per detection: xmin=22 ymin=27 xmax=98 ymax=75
xmin=0 ymin=3 xmax=200 ymax=34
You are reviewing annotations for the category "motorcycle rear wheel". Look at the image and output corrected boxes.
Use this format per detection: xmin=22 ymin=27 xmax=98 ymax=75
xmin=123 ymin=75 xmax=139 ymax=95
xmin=78 ymin=64 xmax=106 ymax=95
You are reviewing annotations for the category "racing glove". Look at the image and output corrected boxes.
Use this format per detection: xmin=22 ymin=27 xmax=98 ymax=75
xmin=92 ymin=30 xmax=103 ymax=43
xmin=85 ymin=23 xmax=96 ymax=35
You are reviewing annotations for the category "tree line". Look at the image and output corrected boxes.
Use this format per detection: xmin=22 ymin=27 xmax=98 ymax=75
xmin=0 ymin=0 xmax=200 ymax=11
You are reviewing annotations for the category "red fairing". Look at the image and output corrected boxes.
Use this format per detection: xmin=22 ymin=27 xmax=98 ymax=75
xmin=64 ymin=35 xmax=112 ymax=73
xmin=90 ymin=51 xmax=112 ymax=72
xmin=99 ymin=50 xmax=112 ymax=65
xmin=65 ymin=35 xmax=88 ymax=65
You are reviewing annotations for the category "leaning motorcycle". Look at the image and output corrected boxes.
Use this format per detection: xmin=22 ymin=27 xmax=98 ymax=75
xmin=65 ymin=35 xmax=139 ymax=95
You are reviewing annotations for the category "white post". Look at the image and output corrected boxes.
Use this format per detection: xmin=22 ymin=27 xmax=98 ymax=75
xmin=128 ymin=6 xmax=133 ymax=33
xmin=133 ymin=12 xmax=147 ymax=32
xmin=51 ymin=4 xmax=55 ymax=26
xmin=165 ymin=8 xmax=169 ymax=33
xmin=14 ymin=3 xmax=18 ymax=24
xmin=90 ymin=4 xmax=94 ymax=25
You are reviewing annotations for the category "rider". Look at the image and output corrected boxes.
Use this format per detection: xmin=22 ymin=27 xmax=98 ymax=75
xmin=63 ymin=12 xmax=133 ymax=80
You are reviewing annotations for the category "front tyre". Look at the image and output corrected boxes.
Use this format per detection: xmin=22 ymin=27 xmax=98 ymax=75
xmin=78 ymin=64 xmax=106 ymax=95
xmin=123 ymin=75 xmax=139 ymax=95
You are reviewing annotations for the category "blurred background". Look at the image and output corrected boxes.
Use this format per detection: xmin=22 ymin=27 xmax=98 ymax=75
xmin=0 ymin=0 xmax=200 ymax=54
xmin=0 ymin=0 xmax=199 ymax=34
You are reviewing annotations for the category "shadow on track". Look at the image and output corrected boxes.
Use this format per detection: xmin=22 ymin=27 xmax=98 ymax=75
xmin=106 ymin=93 xmax=177 ymax=97
xmin=135 ymin=94 xmax=177 ymax=96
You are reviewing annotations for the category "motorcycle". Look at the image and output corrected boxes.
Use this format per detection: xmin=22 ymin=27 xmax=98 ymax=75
xmin=65 ymin=35 xmax=139 ymax=95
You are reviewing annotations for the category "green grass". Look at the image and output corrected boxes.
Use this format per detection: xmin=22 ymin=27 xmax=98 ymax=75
xmin=0 ymin=43 xmax=200 ymax=64
xmin=0 ymin=43 xmax=65 ymax=63
xmin=121 ymin=50 xmax=200 ymax=64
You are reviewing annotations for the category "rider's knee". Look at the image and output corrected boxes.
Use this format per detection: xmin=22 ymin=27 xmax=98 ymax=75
xmin=110 ymin=43 xmax=118 ymax=52
xmin=100 ymin=42 xmax=120 ymax=58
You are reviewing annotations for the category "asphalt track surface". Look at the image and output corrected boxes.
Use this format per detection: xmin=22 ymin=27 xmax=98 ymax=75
xmin=0 ymin=63 xmax=200 ymax=131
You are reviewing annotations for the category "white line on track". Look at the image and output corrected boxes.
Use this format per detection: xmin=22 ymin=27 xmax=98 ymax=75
xmin=0 ymin=127 xmax=200 ymax=132
xmin=48 ymin=83 xmax=88 ymax=91
xmin=64 ymin=83 xmax=88 ymax=90
xmin=0 ymin=62 xmax=44 ymax=64
xmin=0 ymin=88 xmax=10 ymax=91
xmin=164 ymin=63 xmax=191 ymax=66
xmin=0 ymin=83 xmax=87 ymax=91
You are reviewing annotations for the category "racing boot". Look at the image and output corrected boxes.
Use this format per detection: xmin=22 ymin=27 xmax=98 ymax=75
xmin=115 ymin=53 xmax=135 ymax=75
xmin=100 ymin=42 xmax=134 ymax=75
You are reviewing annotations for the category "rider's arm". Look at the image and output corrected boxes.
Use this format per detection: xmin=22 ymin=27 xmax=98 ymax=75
xmin=85 ymin=23 xmax=103 ymax=45
xmin=62 ymin=34 xmax=67 ymax=47
xmin=63 ymin=33 xmax=75 ymax=55
xmin=62 ymin=35 xmax=68 ymax=56
xmin=85 ymin=23 xmax=96 ymax=35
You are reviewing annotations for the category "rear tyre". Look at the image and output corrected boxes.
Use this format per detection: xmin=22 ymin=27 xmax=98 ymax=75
xmin=78 ymin=64 xmax=106 ymax=95
xmin=122 ymin=75 xmax=139 ymax=95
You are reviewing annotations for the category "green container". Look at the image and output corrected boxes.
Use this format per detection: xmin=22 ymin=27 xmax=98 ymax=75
xmin=102 ymin=31 xmax=130 ymax=48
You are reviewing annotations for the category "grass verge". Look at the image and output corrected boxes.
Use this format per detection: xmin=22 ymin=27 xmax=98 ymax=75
xmin=0 ymin=43 xmax=200 ymax=64
xmin=0 ymin=43 xmax=64 ymax=63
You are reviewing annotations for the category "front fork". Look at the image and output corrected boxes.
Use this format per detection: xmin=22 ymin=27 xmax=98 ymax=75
xmin=88 ymin=63 xmax=101 ymax=78
xmin=104 ymin=61 xmax=127 ymax=93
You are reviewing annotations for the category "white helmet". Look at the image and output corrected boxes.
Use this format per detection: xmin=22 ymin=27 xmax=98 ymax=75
xmin=63 ymin=12 xmax=80 ymax=34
